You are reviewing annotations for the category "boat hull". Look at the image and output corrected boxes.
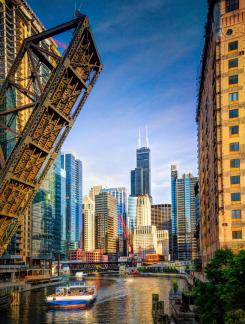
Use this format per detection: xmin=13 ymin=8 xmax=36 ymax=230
xmin=47 ymin=296 xmax=96 ymax=309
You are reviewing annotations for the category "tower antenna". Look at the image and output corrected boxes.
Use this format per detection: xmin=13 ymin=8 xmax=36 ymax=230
xmin=138 ymin=128 xmax=142 ymax=148
xmin=145 ymin=125 xmax=149 ymax=147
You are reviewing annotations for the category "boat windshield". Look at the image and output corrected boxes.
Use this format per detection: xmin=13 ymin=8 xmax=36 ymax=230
xmin=55 ymin=286 xmax=95 ymax=296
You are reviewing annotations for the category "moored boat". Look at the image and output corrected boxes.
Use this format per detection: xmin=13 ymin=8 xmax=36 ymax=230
xmin=75 ymin=271 xmax=88 ymax=278
xmin=46 ymin=282 xmax=97 ymax=308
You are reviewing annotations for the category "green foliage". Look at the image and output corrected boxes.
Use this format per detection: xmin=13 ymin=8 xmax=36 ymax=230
xmin=193 ymin=249 xmax=245 ymax=324
xmin=137 ymin=266 xmax=178 ymax=273
xmin=225 ymin=309 xmax=245 ymax=324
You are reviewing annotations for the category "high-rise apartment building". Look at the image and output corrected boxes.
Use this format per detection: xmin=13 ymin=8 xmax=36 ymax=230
xmin=171 ymin=165 xmax=198 ymax=261
xmin=62 ymin=153 xmax=83 ymax=250
xmin=95 ymin=192 xmax=118 ymax=256
xmin=0 ymin=0 xmax=57 ymax=262
xmin=198 ymin=0 xmax=245 ymax=264
xmin=83 ymin=196 xmax=95 ymax=252
xmin=101 ymin=187 xmax=127 ymax=256
xmin=131 ymin=132 xmax=151 ymax=197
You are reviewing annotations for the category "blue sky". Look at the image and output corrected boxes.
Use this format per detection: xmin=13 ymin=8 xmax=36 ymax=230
xmin=29 ymin=0 xmax=207 ymax=203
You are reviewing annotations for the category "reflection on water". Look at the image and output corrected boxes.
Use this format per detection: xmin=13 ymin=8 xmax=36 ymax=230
xmin=0 ymin=277 xmax=187 ymax=324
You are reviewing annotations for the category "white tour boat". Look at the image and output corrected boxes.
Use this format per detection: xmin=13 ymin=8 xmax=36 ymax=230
xmin=46 ymin=282 xmax=97 ymax=308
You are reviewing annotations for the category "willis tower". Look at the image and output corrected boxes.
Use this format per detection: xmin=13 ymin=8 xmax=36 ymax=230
xmin=131 ymin=128 xmax=151 ymax=197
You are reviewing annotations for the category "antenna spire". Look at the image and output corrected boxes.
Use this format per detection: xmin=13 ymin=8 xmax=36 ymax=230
xmin=145 ymin=126 xmax=149 ymax=147
xmin=138 ymin=128 xmax=142 ymax=148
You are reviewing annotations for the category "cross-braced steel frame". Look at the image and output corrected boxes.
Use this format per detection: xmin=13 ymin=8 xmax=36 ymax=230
xmin=0 ymin=15 xmax=102 ymax=256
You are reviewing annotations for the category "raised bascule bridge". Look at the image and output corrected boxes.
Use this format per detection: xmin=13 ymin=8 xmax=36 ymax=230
xmin=0 ymin=15 xmax=102 ymax=257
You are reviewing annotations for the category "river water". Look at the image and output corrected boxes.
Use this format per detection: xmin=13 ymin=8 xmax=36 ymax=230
xmin=0 ymin=276 xmax=187 ymax=324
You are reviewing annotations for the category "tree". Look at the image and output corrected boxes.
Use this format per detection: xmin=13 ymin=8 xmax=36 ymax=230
xmin=193 ymin=249 xmax=245 ymax=324
xmin=225 ymin=309 xmax=245 ymax=324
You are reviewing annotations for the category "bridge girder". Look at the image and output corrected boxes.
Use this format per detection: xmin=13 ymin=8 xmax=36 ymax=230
xmin=0 ymin=16 xmax=102 ymax=256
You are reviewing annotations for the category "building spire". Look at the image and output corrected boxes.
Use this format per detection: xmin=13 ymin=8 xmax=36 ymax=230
xmin=138 ymin=128 xmax=142 ymax=148
xmin=145 ymin=125 xmax=149 ymax=148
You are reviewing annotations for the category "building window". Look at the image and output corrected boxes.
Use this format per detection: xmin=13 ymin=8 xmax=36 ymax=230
xmin=229 ymin=92 xmax=239 ymax=102
xmin=229 ymin=75 xmax=238 ymax=85
xmin=230 ymin=159 xmax=240 ymax=168
xmin=230 ymin=142 xmax=239 ymax=151
xmin=231 ymin=192 xmax=241 ymax=201
xmin=232 ymin=231 xmax=242 ymax=239
xmin=232 ymin=209 xmax=241 ymax=219
xmin=230 ymin=125 xmax=239 ymax=135
xmin=229 ymin=109 xmax=239 ymax=118
xmin=226 ymin=0 xmax=239 ymax=13
xmin=228 ymin=40 xmax=238 ymax=51
xmin=230 ymin=175 xmax=240 ymax=184
xmin=229 ymin=58 xmax=238 ymax=69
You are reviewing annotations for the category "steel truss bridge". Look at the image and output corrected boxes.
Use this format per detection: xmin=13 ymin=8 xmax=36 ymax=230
xmin=61 ymin=261 xmax=133 ymax=273
xmin=0 ymin=15 xmax=102 ymax=256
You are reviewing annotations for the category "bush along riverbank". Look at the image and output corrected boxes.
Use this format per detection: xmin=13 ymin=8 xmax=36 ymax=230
xmin=137 ymin=266 xmax=179 ymax=274
xmin=192 ymin=249 xmax=245 ymax=324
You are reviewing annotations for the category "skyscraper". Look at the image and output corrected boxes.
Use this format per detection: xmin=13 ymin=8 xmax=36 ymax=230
xmin=131 ymin=130 xmax=151 ymax=196
xmin=101 ymin=187 xmax=127 ymax=256
xmin=151 ymin=204 xmax=172 ymax=254
xmin=151 ymin=204 xmax=172 ymax=231
xmin=31 ymin=170 xmax=54 ymax=265
xmin=133 ymin=195 xmax=169 ymax=259
xmin=171 ymin=165 xmax=178 ymax=261
xmin=89 ymin=185 xmax=102 ymax=201
xmin=83 ymin=196 xmax=95 ymax=252
xmin=136 ymin=195 xmax=151 ymax=227
xmin=31 ymin=153 xmax=67 ymax=264
xmin=128 ymin=196 xmax=137 ymax=232
xmin=95 ymin=192 xmax=118 ymax=257
xmin=171 ymin=165 xmax=198 ymax=261
xmin=197 ymin=0 xmax=245 ymax=265
xmin=62 ymin=153 xmax=83 ymax=250
xmin=0 ymin=0 xmax=56 ymax=263
xmin=53 ymin=153 xmax=67 ymax=259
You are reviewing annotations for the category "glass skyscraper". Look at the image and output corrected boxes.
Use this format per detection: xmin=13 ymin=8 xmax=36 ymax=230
xmin=131 ymin=146 xmax=151 ymax=197
xmin=53 ymin=154 xmax=67 ymax=259
xmin=128 ymin=196 xmax=137 ymax=232
xmin=62 ymin=153 xmax=83 ymax=250
xmin=31 ymin=153 xmax=67 ymax=264
xmin=171 ymin=165 xmax=198 ymax=261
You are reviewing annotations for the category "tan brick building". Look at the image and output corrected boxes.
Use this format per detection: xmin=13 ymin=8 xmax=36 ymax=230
xmin=197 ymin=0 xmax=245 ymax=265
